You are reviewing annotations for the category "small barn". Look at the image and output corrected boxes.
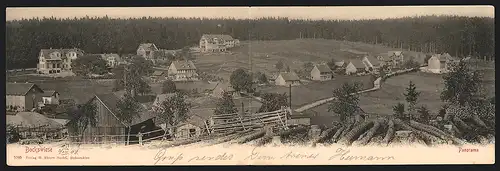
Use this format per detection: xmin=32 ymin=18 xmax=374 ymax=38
xmin=41 ymin=90 xmax=60 ymax=105
xmin=310 ymin=64 xmax=333 ymax=81
xmin=211 ymin=82 xmax=239 ymax=98
xmin=6 ymin=83 xmax=44 ymax=112
xmin=275 ymin=72 xmax=301 ymax=86
xmin=68 ymin=93 xmax=163 ymax=144
xmin=345 ymin=60 xmax=367 ymax=75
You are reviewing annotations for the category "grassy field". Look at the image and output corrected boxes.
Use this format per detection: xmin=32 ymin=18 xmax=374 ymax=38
xmin=194 ymin=39 xmax=425 ymax=81
xmin=358 ymin=72 xmax=446 ymax=116
xmin=7 ymin=76 xmax=115 ymax=104
xmin=259 ymin=75 xmax=374 ymax=109
xmin=301 ymin=72 xmax=445 ymax=125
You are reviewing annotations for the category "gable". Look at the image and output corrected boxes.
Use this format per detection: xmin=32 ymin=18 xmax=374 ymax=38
xmin=6 ymin=83 xmax=44 ymax=96
xmin=311 ymin=66 xmax=320 ymax=74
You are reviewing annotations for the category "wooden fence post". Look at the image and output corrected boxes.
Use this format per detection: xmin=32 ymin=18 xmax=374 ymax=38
xmin=137 ymin=132 xmax=143 ymax=146
xmin=126 ymin=126 xmax=131 ymax=145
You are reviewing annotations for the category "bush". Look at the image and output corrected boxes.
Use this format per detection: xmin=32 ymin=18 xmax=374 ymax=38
xmin=6 ymin=124 xmax=20 ymax=144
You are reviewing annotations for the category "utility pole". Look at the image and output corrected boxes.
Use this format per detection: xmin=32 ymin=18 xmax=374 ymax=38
xmin=241 ymin=101 xmax=244 ymax=116
xmin=289 ymin=84 xmax=292 ymax=108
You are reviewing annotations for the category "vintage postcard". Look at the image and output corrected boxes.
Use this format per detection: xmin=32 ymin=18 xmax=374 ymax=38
xmin=5 ymin=6 xmax=495 ymax=166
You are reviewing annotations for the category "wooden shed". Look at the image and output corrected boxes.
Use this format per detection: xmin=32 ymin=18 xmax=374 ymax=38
xmin=67 ymin=93 xmax=164 ymax=144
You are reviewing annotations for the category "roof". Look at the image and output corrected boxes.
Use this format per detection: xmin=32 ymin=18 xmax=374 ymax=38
xmin=279 ymin=72 xmax=300 ymax=81
xmin=6 ymin=83 xmax=44 ymax=96
xmin=153 ymin=93 xmax=177 ymax=106
xmin=94 ymin=93 xmax=158 ymax=127
xmin=202 ymin=34 xmax=234 ymax=41
xmin=151 ymin=49 xmax=179 ymax=59
xmin=349 ymin=60 xmax=366 ymax=69
xmin=364 ymin=56 xmax=380 ymax=66
xmin=40 ymin=48 xmax=84 ymax=59
xmin=314 ymin=64 xmax=332 ymax=73
xmin=430 ymin=54 xmax=454 ymax=62
xmin=6 ymin=112 xmax=63 ymax=129
xmin=99 ymin=53 xmax=120 ymax=60
xmin=388 ymin=51 xmax=403 ymax=57
xmin=334 ymin=61 xmax=345 ymax=67
xmin=138 ymin=43 xmax=158 ymax=51
xmin=171 ymin=60 xmax=197 ymax=70
xmin=211 ymin=82 xmax=236 ymax=97
xmin=51 ymin=118 xmax=70 ymax=126
xmin=152 ymin=71 xmax=164 ymax=76
xmin=41 ymin=90 xmax=57 ymax=97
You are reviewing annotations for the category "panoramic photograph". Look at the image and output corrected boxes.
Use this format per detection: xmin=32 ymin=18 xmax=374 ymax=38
xmin=5 ymin=6 xmax=495 ymax=165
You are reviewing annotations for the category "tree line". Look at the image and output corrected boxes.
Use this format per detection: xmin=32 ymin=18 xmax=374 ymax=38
xmin=6 ymin=15 xmax=494 ymax=69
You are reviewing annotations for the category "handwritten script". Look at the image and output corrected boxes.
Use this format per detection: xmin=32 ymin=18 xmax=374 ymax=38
xmin=153 ymin=147 xmax=395 ymax=164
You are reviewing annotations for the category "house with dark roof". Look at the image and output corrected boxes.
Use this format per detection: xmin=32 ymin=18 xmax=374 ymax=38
xmin=36 ymin=48 xmax=85 ymax=74
xmin=68 ymin=93 xmax=164 ymax=144
xmin=345 ymin=60 xmax=368 ymax=75
xmin=275 ymin=72 xmax=301 ymax=86
xmin=311 ymin=64 xmax=333 ymax=81
xmin=6 ymin=83 xmax=44 ymax=112
xmin=41 ymin=90 xmax=60 ymax=105
xmin=168 ymin=60 xmax=199 ymax=81
xmin=136 ymin=43 xmax=159 ymax=59
xmin=199 ymin=34 xmax=237 ymax=53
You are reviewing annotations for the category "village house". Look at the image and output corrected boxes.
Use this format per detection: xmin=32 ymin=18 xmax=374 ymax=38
xmin=275 ymin=72 xmax=301 ymax=86
xmin=151 ymin=93 xmax=176 ymax=112
xmin=175 ymin=114 xmax=212 ymax=139
xmin=98 ymin=53 xmax=121 ymax=68
xmin=152 ymin=49 xmax=180 ymax=59
xmin=136 ymin=43 xmax=159 ymax=59
xmin=334 ymin=60 xmax=345 ymax=68
xmin=168 ymin=60 xmax=199 ymax=81
xmin=150 ymin=93 xmax=212 ymax=139
xmin=387 ymin=51 xmax=405 ymax=67
xmin=426 ymin=53 xmax=459 ymax=74
xmin=199 ymin=34 xmax=237 ymax=53
xmin=6 ymin=83 xmax=44 ymax=112
xmin=68 ymin=93 xmax=162 ymax=144
xmin=310 ymin=64 xmax=333 ymax=81
xmin=362 ymin=55 xmax=381 ymax=72
xmin=345 ymin=60 xmax=367 ymax=75
xmin=37 ymin=48 xmax=85 ymax=74
xmin=211 ymin=82 xmax=239 ymax=98
xmin=151 ymin=70 xmax=165 ymax=79
xmin=41 ymin=90 xmax=60 ymax=105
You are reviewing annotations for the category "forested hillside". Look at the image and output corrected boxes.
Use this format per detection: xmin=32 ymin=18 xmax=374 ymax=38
xmin=5 ymin=15 xmax=494 ymax=69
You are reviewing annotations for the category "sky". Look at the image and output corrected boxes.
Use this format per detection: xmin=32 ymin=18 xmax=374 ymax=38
xmin=6 ymin=6 xmax=495 ymax=21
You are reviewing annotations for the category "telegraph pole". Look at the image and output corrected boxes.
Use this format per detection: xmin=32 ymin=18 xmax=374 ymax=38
xmin=289 ymin=84 xmax=292 ymax=108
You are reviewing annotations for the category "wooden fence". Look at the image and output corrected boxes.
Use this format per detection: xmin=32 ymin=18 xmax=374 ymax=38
xmin=9 ymin=108 xmax=292 ymax=145
xmin=210 ymin=107 xmax=291 ymax=134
